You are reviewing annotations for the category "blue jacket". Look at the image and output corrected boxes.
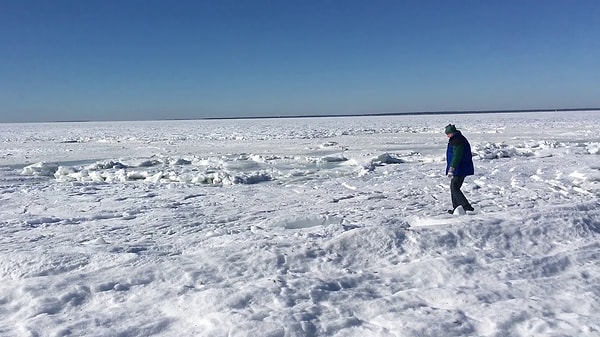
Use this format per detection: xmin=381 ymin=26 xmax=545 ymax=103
xmin=446 ymin=131 xmax=474 ymax=176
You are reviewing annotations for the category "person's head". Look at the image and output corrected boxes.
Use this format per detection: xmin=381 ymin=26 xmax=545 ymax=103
xmin=444 ymin=124 xmax=457 ymax=137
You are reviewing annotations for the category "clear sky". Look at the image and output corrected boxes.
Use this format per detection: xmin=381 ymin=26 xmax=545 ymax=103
xmin=1 ymin=0 xmax=599 ymax=122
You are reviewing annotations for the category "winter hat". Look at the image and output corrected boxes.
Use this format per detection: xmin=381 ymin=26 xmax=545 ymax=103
xmin=444 ymin=124 xmax=457 ymax=134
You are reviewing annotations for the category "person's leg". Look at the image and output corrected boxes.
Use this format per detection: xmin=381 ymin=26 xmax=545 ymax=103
xmin=450 ymin=176 xmax=472 ymax=210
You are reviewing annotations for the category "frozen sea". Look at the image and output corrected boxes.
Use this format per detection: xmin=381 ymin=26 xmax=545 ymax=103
xmin=0 ymin=111 xmax=599 ymax=337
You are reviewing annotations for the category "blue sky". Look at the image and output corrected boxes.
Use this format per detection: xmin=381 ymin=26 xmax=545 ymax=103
xmin=1 ymin=0 xmax=599 ymax=122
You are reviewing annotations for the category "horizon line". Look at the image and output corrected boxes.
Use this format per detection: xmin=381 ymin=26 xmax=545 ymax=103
xmin=4 ymin=107 xmax=599 ymax=124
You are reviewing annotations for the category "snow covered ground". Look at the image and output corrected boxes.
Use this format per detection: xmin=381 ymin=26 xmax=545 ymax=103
xmin=1 ymin=111 xmax=599 ymax=337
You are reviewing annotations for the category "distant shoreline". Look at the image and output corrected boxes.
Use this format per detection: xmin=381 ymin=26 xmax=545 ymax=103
xmin=199 ymin=107 xmax=600 ymax=121
xmin=4 ymin=107 xmax=599 ymax=124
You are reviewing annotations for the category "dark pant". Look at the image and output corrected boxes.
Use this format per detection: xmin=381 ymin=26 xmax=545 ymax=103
xmin=450 ymin=176 xmax=471 ymax=209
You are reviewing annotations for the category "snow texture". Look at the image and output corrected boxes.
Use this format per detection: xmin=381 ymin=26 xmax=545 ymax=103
xmin=1 ymin=111 xmax=599 ymax=337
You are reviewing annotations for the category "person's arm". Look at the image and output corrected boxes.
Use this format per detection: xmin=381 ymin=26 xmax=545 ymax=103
xmin=449 ymin=142 xmax=464 ymax=169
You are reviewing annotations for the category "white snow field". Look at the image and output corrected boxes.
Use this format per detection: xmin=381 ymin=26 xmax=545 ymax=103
xmin=1 ymin=111 xmax=599 ymax=337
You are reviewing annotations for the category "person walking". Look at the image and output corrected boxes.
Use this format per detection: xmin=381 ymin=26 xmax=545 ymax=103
xmin=445 ymin=124 xmax=475 ymax=213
